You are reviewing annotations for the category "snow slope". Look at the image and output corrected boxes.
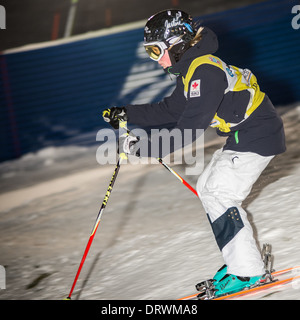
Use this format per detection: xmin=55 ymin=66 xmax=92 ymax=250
xmin=0 ymin=106 xmax=299 ymax=300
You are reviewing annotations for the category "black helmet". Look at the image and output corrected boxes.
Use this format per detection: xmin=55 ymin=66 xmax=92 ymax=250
xmin=144 ymin=9 xmax=195 ymax=44
xmin=144 ymin=10 xmax=196 ymax=64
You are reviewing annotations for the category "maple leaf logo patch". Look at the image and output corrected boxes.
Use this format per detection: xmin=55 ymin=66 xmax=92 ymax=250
xmin=190 ymin=79 xmax=200 ymax=98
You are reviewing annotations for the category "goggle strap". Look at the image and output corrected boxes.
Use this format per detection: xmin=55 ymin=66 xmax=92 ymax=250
xmin=167 ymin=35 xmax=184 ymax=51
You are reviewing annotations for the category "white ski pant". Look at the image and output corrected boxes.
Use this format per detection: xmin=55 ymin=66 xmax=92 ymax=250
xmin=196 ymin=148 xmax=274 ymax=277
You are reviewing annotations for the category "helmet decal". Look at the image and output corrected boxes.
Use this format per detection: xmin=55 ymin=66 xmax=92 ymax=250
xmin=144 ymin=9 xmax=195 ymax=44
xmin=164 ymin=12 xmax=184 ymax=39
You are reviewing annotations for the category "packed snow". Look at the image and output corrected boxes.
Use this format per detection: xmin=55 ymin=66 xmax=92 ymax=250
xmin=0 ymin=105 xmax=299 ymax=300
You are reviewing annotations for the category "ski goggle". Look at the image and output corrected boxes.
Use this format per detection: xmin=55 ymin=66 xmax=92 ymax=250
xmin=143 ymin=41 xmax=168 ymax=61
xmin=144 ymin=35 xmax=185 ymax=61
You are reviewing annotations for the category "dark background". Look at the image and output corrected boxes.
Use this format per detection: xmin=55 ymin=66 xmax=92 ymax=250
xmin=0 ymin=0 xmax=265 ymax=51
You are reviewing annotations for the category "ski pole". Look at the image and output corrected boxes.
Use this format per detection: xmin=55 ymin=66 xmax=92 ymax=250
xmin=123 ymin=125 xmax=198 ymax=197
xmin=156 ymin=157 xmax=198 ymax=197
xmin=65 ymin=122 xmax=128 ymax=300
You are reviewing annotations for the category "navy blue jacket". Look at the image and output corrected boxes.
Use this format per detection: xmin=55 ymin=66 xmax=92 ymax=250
xmin=125 ymin=27 xmax=286 ymax=157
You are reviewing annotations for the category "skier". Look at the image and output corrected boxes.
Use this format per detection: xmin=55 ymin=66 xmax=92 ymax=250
xmin=102 ymin=9 xmax=286 ymax=297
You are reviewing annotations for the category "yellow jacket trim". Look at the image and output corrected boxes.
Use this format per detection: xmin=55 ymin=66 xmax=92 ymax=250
xmin=182 ymin=54 xmax=265 ymax=133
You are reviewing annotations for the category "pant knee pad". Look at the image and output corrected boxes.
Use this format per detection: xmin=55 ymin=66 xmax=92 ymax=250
xmin=207 ymin=207 xmax=244 ymax=251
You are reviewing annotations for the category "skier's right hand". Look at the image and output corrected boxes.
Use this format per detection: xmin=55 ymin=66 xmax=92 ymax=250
xmin=118 ymin=133 xmax=140 ymax=157
xmin=102 ymin=107 xmax=128 ymax=129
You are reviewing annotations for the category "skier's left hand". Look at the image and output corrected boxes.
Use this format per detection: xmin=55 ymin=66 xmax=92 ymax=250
xmin=118 ymin=133 xmax=140 ymax=156
xmin=102 ymin=107 xmax=128 ymax=129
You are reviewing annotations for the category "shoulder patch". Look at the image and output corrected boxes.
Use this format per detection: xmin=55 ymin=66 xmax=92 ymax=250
xmin=190 ymin=79 xmax=201 ymax=98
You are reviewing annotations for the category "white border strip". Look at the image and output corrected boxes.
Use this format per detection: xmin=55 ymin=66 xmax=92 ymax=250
xmin=3 ymin=20 xmax=145 ymax=55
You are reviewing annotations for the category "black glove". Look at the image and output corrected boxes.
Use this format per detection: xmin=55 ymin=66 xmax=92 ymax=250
xmin=118 ymin=133 xmax=140 ymax=157
xmin=102 ymin=107 xmax=128 ymax=129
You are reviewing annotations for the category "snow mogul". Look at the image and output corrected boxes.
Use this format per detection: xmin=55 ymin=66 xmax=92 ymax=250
xmin=102 ymin=9 xmax=286 ymax=297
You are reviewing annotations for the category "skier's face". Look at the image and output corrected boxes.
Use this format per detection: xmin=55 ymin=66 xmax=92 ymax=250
xmin=158 ymin=50 xmax=172 ymax=69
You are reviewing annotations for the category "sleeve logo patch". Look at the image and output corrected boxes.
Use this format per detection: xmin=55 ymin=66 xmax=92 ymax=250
xmin=190 ymin=79 xmax=200 ymax=98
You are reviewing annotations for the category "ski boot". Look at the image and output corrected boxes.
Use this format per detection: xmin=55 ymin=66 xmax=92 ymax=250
xmin=213 ymin=273 xmax=263 ymax=297
xmin=212 ymin=244 xmax=275 ymax=298
xmin=196 ymin=243 xmax=275 ymax=299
